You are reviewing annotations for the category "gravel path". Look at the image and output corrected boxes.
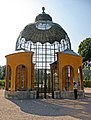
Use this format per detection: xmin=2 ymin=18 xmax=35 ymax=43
xmin=0 ymin=88 xmax=91 ymax=120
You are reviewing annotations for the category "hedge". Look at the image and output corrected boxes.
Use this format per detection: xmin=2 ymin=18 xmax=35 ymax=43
xmin=84 ymin=80 xmax=91 ymax=87
xmin=0 ymin=80 xmax=5 ymax=87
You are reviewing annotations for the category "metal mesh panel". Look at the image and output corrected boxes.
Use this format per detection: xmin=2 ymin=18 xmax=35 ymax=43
xmin=16 ymin=38 xmax=71 ymax=98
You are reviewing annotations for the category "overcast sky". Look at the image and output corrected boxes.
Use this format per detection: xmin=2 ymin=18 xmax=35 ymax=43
xmin=0 ymin=0 xmax=91 ymax=66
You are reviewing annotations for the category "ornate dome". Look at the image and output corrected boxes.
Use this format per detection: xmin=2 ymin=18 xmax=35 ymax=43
xmin=16 ymin=7 xmax=71 ymax=50
xmin=20 ymin=22 xmax=69 ymax=44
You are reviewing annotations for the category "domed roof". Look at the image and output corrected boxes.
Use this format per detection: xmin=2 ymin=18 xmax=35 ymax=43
xmin=17 ymin=7 xmax=70 ymax=44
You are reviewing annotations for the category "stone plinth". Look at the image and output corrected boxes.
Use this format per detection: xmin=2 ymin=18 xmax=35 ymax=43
xmin=54 ymin=90 xmax=84 ymax=99
xmin=61 ymin=91 xmax=74 ymax=99
xmin=61 ymin=90 xmax=84 ymax=99
xmin=5 ymin=90 xmax=37 ymax=99
xmin=54 ymin=91 xmax=61 ymax=99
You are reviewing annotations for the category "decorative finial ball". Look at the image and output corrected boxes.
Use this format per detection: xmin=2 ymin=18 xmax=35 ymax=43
xmin=42 ymin=7 xmax=45 ymax=13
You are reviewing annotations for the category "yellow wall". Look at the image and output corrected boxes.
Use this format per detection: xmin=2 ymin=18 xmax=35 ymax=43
xmin=57 ymin=52 xmax=83 ymax=91
xmin=5 ymin=52 xmax=34 ymax=91
xmin=58 ymin=52 xmax=82 ymax=69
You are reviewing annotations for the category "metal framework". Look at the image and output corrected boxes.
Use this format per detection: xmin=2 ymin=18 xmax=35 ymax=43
xmin=15 ymin=7 xmax=71 ymax=98
xmin=16 ymin=37 xmax=71 ymax=98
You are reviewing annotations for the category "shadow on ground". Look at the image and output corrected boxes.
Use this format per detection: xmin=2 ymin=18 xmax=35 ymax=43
xmin=9 ymin=92 xmax=91 ymax=120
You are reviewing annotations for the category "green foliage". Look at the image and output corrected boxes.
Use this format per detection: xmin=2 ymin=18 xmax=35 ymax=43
xmin=78 ymin=38 xmax=91 ymax=81
xmin=78 ymin=38 xmax=91 ymax=62
xmin=84 ymin=80 xmax=91 ymax=87
xmin=0 ymin=65 xmax=6 ymax=80
xmin=0 ymin=80 xmax=5 ymax=88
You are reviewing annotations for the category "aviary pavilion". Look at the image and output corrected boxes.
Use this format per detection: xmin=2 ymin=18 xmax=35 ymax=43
xmin=5 ymin=7 xmax=84 ymax=99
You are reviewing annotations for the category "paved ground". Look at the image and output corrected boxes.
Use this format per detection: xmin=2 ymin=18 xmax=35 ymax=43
xmin=0 ymin=88 xmax=91 ymax=120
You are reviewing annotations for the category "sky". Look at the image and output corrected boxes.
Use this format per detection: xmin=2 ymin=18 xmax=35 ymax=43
xmin=0 ymin=0 xmax=91 ymax=66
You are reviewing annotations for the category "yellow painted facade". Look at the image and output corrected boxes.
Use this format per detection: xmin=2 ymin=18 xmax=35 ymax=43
xmin=50 ymin=51 xmax=84 ymax=93
xmin=5 ymin=51 xmax=84 ymax=99
xmin=5 ymin=52 xmax=34 ymax=92
xmin=58 ymin=52 xmax=84 ymax=91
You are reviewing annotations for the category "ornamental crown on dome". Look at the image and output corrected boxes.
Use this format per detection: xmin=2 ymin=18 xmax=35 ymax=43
xmin=35 ymin=7 xmax=52 ymax=22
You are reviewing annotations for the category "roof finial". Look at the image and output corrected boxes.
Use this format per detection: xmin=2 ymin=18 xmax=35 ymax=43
xmin=42 ymin=7 xmax=45 ymax=13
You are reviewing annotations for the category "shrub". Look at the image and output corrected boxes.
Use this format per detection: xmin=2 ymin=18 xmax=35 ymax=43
xmin=84 ymin=80 xmax=91 ymax=87
xmin=0 ymin=80 xmax=5 ymax=88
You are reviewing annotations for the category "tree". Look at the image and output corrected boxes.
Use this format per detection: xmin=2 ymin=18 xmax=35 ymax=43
xmin=78 ymin=38 xmax=91 ymax=80
xmin=0 ymin=65 xmax=6 ymax=80
xmin=78 ymin=38 xmax=91 ymax=62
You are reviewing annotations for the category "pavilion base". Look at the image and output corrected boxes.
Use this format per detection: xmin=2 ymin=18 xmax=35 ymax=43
xmin=54 ymin=90 xmax=85 ymax=99
xmin=5 ymin=90 xmax=37 ymax=99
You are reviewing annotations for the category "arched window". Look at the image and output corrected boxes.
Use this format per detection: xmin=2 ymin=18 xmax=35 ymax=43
xmin=16 ymin=65 xmax=27 ymax=91
xmin=78 ymin=66 xmax=83 ymax=90
xmin=6 ymin=65 xmax=11 ymax=90
xmin=52 ymin=67 xmax=59 ymax=91
xmin=62 ymin=65 xmax=74 ymax=91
